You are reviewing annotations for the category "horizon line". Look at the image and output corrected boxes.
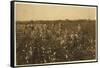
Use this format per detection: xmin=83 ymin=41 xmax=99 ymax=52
xmin=16 ymin=19 xmax=96 ymax=22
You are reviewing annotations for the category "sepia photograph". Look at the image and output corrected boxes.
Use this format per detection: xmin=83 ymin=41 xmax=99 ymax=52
xmin=11 ymin=1 xmax=98 ymax=67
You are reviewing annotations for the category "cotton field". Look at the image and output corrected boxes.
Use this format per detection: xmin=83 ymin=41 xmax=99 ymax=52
xmin=16 ymin=20 xmax=96 ymax=65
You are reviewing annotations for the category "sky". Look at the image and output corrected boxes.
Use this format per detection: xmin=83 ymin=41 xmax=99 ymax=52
xmin=15 ymin=2 xmax=96 ymax=21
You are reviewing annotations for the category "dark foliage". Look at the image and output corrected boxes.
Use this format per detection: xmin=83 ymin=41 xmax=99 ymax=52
xmin=16 ymin=20 xmax=96 ymax=65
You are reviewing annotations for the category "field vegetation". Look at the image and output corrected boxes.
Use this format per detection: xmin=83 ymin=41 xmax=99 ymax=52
xmin=16 ymin=19 xmax=96 ymax=65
